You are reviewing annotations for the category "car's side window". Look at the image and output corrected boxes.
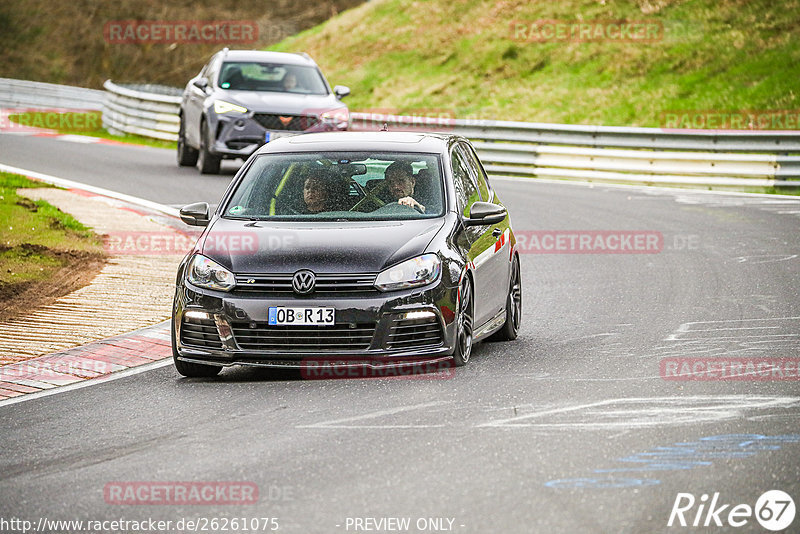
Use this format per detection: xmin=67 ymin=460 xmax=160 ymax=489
xmin=458 ymin=143 xmax=492 ymax=202
xmin=450 ymin=147 xmax=480 ymax=217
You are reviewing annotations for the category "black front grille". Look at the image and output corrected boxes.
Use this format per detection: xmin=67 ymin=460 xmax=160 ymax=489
xmin=252 ymin=113 xmax=318 ymax=131
xmin=231 ymin=322 xmax=376 ymax=351
xmin=234 ymin=273 xmax=378 ymax=294
xmin=387 ymin=316 xmax=443 ymax=350
xmin=225 ymin=138 xmax=262 ymax=150
xmin=180 ymin=316 xmax=223 ymax=349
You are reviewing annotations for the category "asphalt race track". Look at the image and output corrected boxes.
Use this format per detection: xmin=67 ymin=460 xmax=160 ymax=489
xmin=2 ymin=135 xmax=800 ymax=533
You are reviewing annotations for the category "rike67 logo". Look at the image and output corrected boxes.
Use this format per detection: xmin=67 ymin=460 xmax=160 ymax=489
xmin=668 ymin=490 xmax=795 ymax=531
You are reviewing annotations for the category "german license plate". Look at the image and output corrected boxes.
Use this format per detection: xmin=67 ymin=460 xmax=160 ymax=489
xmin=268 ymin=307 xmax=335 ymax=326
xmin=264 ymin=131 xmax=294 ymax=143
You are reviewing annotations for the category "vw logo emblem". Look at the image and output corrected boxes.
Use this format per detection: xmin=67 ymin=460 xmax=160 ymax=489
xmin=292 ymin=270 xmax=315 ymax=294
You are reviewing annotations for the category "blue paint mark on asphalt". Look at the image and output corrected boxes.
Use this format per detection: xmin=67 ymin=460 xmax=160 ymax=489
xmin=545 ymin=434 xmax=800 ymax=489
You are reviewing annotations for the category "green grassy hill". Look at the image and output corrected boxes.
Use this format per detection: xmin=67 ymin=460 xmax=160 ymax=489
xmin=270 ymin=0 xmax=800 ymax=127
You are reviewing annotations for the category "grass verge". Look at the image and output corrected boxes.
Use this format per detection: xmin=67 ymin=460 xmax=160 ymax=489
xmin=0 ymin=172 xmax=107 ymax=320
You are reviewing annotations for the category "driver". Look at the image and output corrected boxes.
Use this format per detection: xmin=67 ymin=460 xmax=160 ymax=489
xmin=384 ymin=161 xmax=425 ymax=213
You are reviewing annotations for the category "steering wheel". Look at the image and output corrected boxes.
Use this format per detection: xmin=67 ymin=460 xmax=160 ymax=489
xmin=349 ymin=182 xmax=387 ymax=212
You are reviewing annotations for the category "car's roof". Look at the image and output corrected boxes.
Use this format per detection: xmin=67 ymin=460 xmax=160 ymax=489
xmin=221 ymin=50 xmax=317 ymax=67
xmin=255 ymin=131 xmax=458 ymax=155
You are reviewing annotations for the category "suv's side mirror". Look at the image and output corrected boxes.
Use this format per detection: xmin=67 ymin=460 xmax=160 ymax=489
xmin=193 ymin=78 xmax=209 ymax=91
xmin=464 ymin=201 xmax=507 ymax=226
xmin=180 ymin=202 xmax=210 ymax=227
xmin=333 ymin=85 xmax=350 ymax=99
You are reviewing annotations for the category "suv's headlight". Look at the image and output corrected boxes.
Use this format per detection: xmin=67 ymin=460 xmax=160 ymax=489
xmin=187 ymin=254 xmax=235 ymax=292
xmin=214 ymin=100 xmax=248 ymax=114
xmin=320 ymin=107 xmax=349 ymax=128
xmin=374 ymin=254 xmax=441 ymax=292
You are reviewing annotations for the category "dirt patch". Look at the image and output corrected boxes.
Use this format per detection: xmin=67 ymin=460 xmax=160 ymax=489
xmin=0 ymin=249 xmax=106 ymax=322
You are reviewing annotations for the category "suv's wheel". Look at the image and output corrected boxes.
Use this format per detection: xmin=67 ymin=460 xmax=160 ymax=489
xmin=198 ymin=120 xmax=222 ymax=174
xmin=177 ymin=113 xmax=199 ymax=166
xmin=490 ymin=255 xmax=522 ymax=341
xmin=171 ymin=319 xmax=222 ymax=378
xmin=452 ymin=276 xmax=474 ymax=367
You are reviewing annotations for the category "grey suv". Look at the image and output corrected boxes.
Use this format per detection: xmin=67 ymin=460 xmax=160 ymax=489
xmin=177 ymin=49 xmax=350 ymax=174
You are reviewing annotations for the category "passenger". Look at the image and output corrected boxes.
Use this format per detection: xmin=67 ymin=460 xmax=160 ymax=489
xmin=384 ymin=161 xmax=425 ymax=212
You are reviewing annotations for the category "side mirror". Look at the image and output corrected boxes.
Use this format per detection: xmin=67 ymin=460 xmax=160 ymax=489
xmin=193 ymin=78 xmax=209 ymax=91
xmin=464 ymin=201 xmax=507 ymax=226
xmin=333 ymin=85 xmax=350 ymax=99
xmin=180 ymin=202 xmax=210 ymax=227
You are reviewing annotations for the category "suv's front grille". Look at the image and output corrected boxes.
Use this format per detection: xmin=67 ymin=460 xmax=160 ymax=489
xmin=234 ymin=273 xmax=378 ymax=294
xmin=387 ymin=316 xmax=443 ymax=350
xmin=180 ymin=316 xmax=223 ymax=349
xmin=252 ymin=113 xmax=319 ymax=131
xmin=231 ymin=322 xmax=376 ymax=351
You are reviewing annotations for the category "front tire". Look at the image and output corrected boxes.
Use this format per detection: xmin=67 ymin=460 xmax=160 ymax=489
xmin=177 ymin=113 xmax=199 ymax=167
xmin=198 ymin=120 xmax=222 ymax=174
xmin=452 ymin=276 xmax=474 ymax=367
xmin=490 ymin=255 xmax=522 ymax=341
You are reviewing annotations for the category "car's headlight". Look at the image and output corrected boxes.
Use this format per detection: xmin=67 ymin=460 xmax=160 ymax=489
xmin=374 ymin=254 xmax=441 ymax=292
xmin=214 ymin=100 xmax=248 ymax=114
xmin=187 ymin=254 xmax=235 ymax=292
xmin=320 ymin=107 xmax=349 ymax=128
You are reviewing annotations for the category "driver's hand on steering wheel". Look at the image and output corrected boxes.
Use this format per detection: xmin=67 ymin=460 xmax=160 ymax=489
xmin=398 ymin=196 xmax=425 ymax=213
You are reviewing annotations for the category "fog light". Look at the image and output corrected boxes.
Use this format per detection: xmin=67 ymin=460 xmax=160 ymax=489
xmin=184 ymin=310 xmax=210 ymax=320
xmin=404 ymin=311 xmax=436 ymax=320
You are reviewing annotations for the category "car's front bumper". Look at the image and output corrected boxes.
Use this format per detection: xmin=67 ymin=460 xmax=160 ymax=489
xmin=173 ymin=280 xmax=458 ymax=369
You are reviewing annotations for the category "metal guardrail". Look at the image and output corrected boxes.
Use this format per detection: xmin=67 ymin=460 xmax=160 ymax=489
xmin=0 ymin=78 xmax=105 ymax=110
xmin=4 ymin=79 xmax=799 ymax=189
xmin=102 ymin=80 xmax=181 ymax=141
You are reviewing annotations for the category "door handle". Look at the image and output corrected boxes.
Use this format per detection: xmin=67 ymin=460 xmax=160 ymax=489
xmin=492 ymin=228 xmax=502 ymax=237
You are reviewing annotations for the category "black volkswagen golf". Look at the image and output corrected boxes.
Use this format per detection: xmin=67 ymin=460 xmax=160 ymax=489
xmin=172 ymin=131 xmax=522 ymax=377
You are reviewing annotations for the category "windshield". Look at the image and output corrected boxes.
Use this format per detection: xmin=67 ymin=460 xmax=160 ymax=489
xmin=218 ymin=62 xmax=329 ymax=95
xmin=223 ymin=152 xmax=445 ymax=221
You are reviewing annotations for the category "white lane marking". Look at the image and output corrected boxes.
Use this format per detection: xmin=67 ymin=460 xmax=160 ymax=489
xmin=736 ymin=254 xmax=798 ymax=264
xmin=55 ymin=134 xmax=101 ymax=144
xmin=0 ymin=163 xmax=179 ymax=218
xmin=478 ymin=396 xmax=800 ymax=429
xmin=297 ymin=401 xmax=450 ymax=429
xmin=0 ymin=359 xmax=173 ymax=409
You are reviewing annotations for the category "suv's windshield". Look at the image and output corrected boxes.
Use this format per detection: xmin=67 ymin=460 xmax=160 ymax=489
xmin=224 ymin=152 xmax=445 ymax=221
xmin=218 ymin=62 xmax=328 ymax=95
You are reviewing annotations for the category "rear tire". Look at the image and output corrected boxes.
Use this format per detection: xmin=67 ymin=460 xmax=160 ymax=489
xmin=177 ymin=114 xmax=199 ymax=167
xmin=172 ymin=319 xmax=222 ymax=378
xmin=452 ymin=276 xmax=474 ymax=367
xmin=489 ymin=255 xmax=522 ymax=341
xmin=198 ymin=120 xmax=221 ymax=174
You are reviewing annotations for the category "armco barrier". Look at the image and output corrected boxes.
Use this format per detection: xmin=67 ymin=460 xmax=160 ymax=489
xmin=0 ymin=78 xmax=105 ymax=110
xmin=101 ymin=81 xmax=181 ymax=141
xmin=4 ymin=78 xmax=800 ymax=189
